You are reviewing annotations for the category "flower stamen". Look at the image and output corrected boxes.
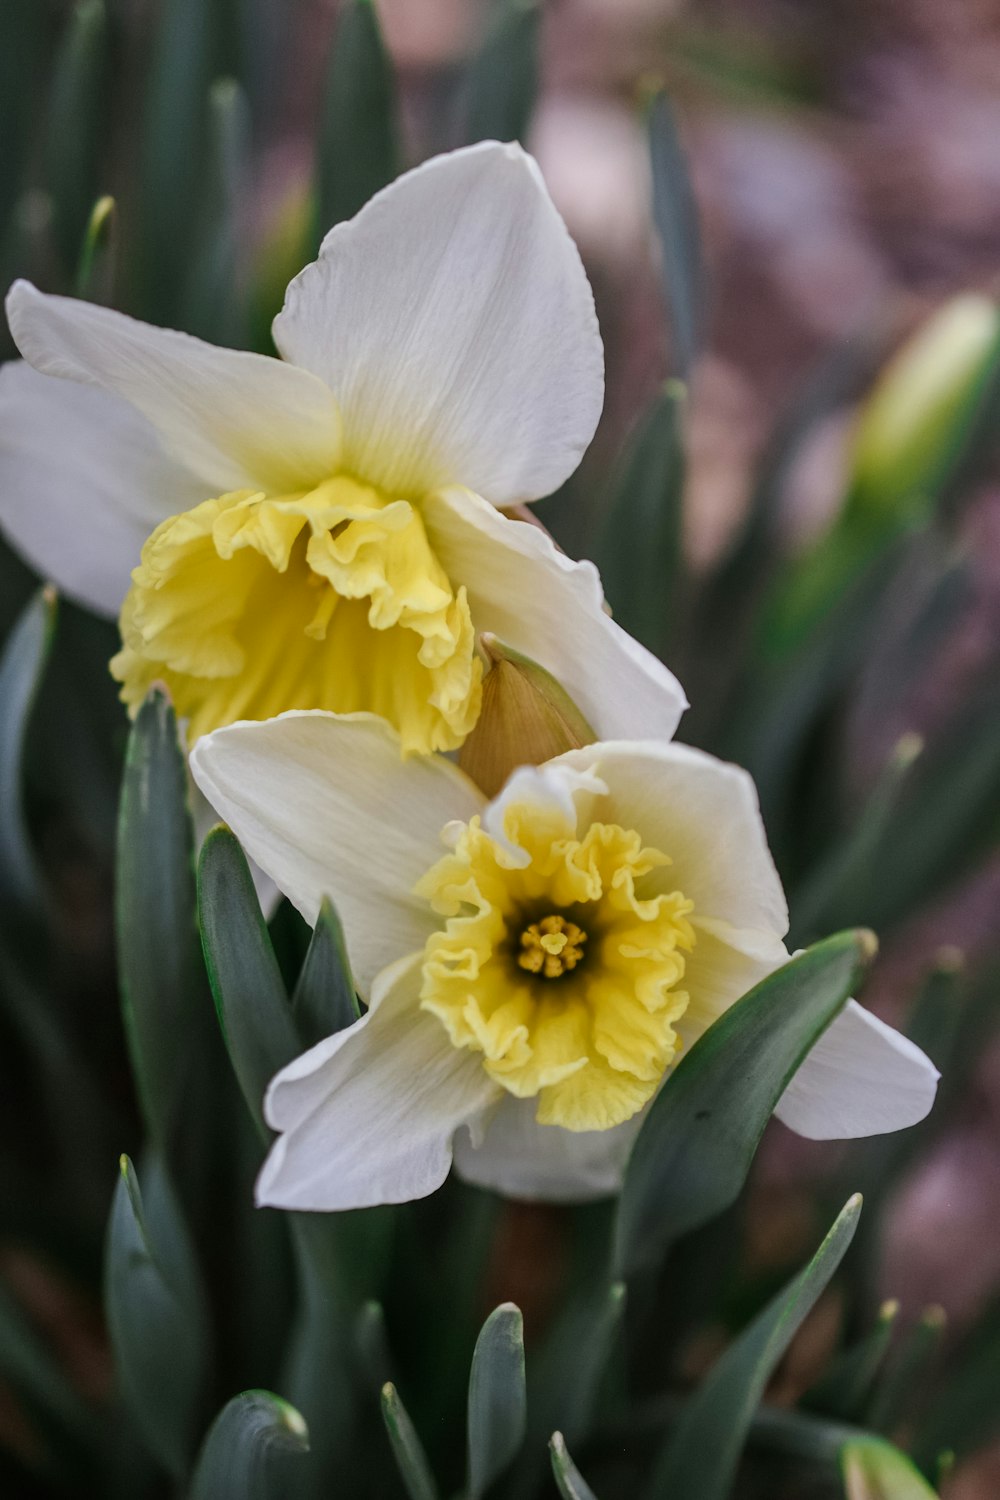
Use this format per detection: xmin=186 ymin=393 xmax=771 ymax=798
xmin=518 ymin=914 xmax=588 ymax=978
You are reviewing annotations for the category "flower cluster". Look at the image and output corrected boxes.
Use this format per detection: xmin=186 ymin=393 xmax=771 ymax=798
xmin=0 ymin=142 xmax=938 ymax=1212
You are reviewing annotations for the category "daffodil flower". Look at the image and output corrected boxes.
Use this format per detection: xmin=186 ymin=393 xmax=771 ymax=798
xmin=190 ymin=711 xmax=939 ymax=1209
xmin=0 ymin=143 xmax=685 ymax=754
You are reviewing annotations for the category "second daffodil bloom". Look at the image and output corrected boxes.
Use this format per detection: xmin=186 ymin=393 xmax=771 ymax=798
xmin=190 ymin=711 xmax=939 ymax=1209
xmin=0 ymin=143 xmax=685 ymax=754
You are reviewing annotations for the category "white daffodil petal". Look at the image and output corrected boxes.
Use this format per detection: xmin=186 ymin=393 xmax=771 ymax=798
xmin=257 ymin=955 xmax=498 ymax=1211
xmin=425 ymin=488 xmax=687 ymax=741
xmin=775 ymin=999 xmax=940 ymax=1140
xmin=553 ymin=741 xmax=788 ymax=936
xmin=0 ymin=362 xmax=203 ymax=615
xmin=6 ymin=281 xmax=341 ymax=495
xmin=453 ymin=1093 xmax=638 ymax=1202
xmin=481 ymin=761 xmax=608 ymax=866
xmin=189 ymin=710 xmax=484 ymax=995
xmin=677 ymin=919 xmax=790 ymax=1050
xmin=273 ymin=141 xmax=604 ymax=504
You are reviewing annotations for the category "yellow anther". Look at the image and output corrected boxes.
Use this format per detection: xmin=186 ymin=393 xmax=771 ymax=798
xmin=518 ymin=914 xmax=588 ymax=978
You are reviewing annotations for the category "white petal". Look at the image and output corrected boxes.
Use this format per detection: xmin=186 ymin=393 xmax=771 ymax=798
xmin=676 ymin=920 xmax=790 ymax=1048
xmin=425 ymin=487 xmax=687 ymax=741
xmin=0 ymin=362 xmax=202 ymax=615
xmin=552 ymin=741 xmax=788 ymax=936
xmin=189 ymin=710 xmax=484 ymax=995
xmin=273 ymin=142 xmax=604 ymax=504
xmin=257 ymin=954 xmax=498 ymax=1210
xmin=774 ymin=999 xmax=940 ymax=1140
xmin=6 ymin=281 xmax=341 ymax=495
xmin=453 ymin=1093 xmax=638 ymax=1202
xmin=481 ymin=760 xmax=608 ymax=867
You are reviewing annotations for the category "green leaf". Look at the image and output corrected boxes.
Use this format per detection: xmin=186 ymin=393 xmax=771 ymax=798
xmin=595 ymin=381 xmax=686 ymax=656
xmin=527 ymin=1278 xmax=625 ymax=1457
xmin=647 ymin=88 xmax=702 ymax=379
xmin=462 ymin=0 xmax=541 ymax=146
xmin=0 ymin=586 xmax=57 ymax=914
xmin=467 ymin=1302 xmax=527 ymax=1498
xmin=550 ymin=1431 xmax=599 ymax=1500
xmin=868 ymin=1306 xmax=946 ymax=1436
xmin=647 ymin=1196 xmax=863 ymax=1500
xmin=804 ymin=1299 xmax=899 ymax=1422
xmin=911 ymin=1290 xmax=1000 ymax=1469
xmin=43 ymin=0 xmax=108 ymax=271
xmin=182 ymin=75 xmax=251 ymax=348
xmin=198 ymin=826 xmax=301 ymax=1139
xmin=190 ymin=1390 xmax=309 ymax=1500
xmin=116 ymin=689 xmax=210 ymax=1152
xmin=314 ymin=0 xmax=398 ymax=243
xmin=75 ymin=193 xmax=116 ymax=301
xmin=104 ymin=1154 xmax=209 ymax=1478
xmin=355 ymin=1299 xmax=393 ymax=1396
xmin=292 ymin=895 xmax=359 ymax=1049
xmin=858 ymin=667 xmax=1000 ymax=931
xmin=0 ymin=0 xmax=46 ymax=245
xmin=842 ymin=1437 xmax=939 ymax=1499
xmin=789 ymin=732 xmax=923 ymax=948
xmin=381 ymin=1382 xmax=440 ymax=1500
xmin=615 ymin=932 xmax=873 ymax=1277
xmin=139 ymin=0 xmax=215 ymax=320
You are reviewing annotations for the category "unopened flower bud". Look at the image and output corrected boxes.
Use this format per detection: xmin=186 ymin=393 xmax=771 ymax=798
xmin=850 ymin=293 xmax=1000 ymax=519
xmin=457 ymin=635 xmax=596 ymax=797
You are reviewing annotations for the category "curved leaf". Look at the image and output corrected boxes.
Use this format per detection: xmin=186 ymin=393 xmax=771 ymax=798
xmin=197 ymin=826 xmax=300 ymax=1139
xmin=462 ymin=0 xmax=541 ymax=147
xmin=117 ymin=689 xmax=209 ymax=1151
xmin=0 ymin=586 xmax=57 ymax=913
xmin=315 ymin=0 xmax=398 ymax=240
xmin=381 ymin=1382 xmax=439 ymax=1500
xmin=468 ymin=1302 xmax=526 ymax=1498
xmin=615 ymin=932 xmax=873 ymax=1277
xmin=104 ymin=1155 xmax=208 ymax=1477
xmin=550 ymin=1432 xmax=599 ymax=1500
xmin=190 ymin=1390 xmax=309 ymax=1500
xmin=292 ymin=895 xmax=359 ymax=1049
xmin=647 ymin=1196 xmax=862 ymax=1500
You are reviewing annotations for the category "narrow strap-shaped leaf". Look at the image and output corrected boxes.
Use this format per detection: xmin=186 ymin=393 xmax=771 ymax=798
xmin=467 ymin=1302 xmax=527 ymax=1498
xmin=190 ymin=1390 xmax=309 ymax=1500
xmin=75 ymin=193 xmax=116 ymax=300
xmin=646 ymin=1195 xmax=862 ymax=1500
xmin=138 ymin=0 xmax=214 ymax=320
xmin=788 ymin=734 xmax=923 ymax=948
xmin=550 ymin=1432 xmax=600 ymax=1500
xmin=0 ymin=587 xmax=57 ymax=914
xmin=647 ymin=88 xmax=703 ymax=379
xmin=355 ymin=1299 xmax=394 ymax=1396
xmin=182 ymin=75 xmax=251 ymax=348
xmin=198 ymin=826 xmax=301 ymax=1139
xmin=804 ymin=1300 xmax=899 ymax=1422
xmin=117 ymin=689 xmax=209 ymax=1151
xmin=314 ymin=0 xmax=398 ymax=242
xmin=381 ymin=1382 xmax=440 ymax=1500
xmin=462 ymin=0 xmax=541 ymax=147
xmin=595 ymin=381 xmax=686 ymax=657
xmin=615 ymin=932 xmax=873 ymax=1278
xmin=43 ymin=0 xmax=108 ymax=270
xmin=292 ymin=895 xmax=359 ymax=1049
xmin=868 ymin=1306 xmax=945 ymax=1435
xmin=104 ymin=1155 xmax=209 ymax=1478
xmin=841 ymin=1437 xmax=939 ymax=1499
xmin=527 ymin=1279 xmax=626 ymax=1458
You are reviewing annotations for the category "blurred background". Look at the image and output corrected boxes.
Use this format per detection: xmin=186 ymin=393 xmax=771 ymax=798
xmin=1 ymin=2 xmax=999 ymax=1496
